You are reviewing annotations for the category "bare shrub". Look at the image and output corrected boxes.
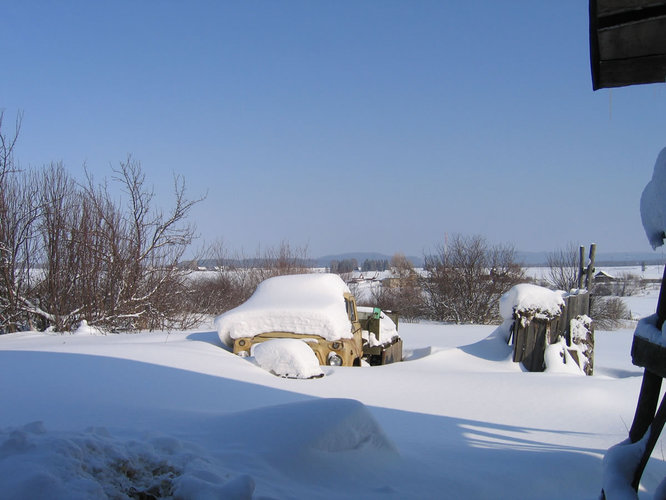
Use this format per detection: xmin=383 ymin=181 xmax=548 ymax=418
xmin=185 ymin=243 xmax=256 ymax=317
xmin=0 ymin=112 xmax=42 ymax=332
xmin=33 ymin=163 xmax=91 ymax=331
xmin=83 ymin=158 xmax=201 ymax=331
xmin=251 ymin=241 xmax=313 ymax=282
xmin=594 ymin=273 xmax=646 ymax=297
xmin=0 ymin=113 xmax=203 ymax=333
xmin=365 ymin=253 xmax=426 ymax=321
xmin=544 ymin=243 xmax=635 ymax=331
xmin=369 ymin=285 xmax=425 ymax=322
xmin=5 ymin=155 xmax=201 ymax=332
xmin=422 ymin=235 xmax=525 ymax=324
xmin=590 ymin=296 xmax=630 ymax=330
xmin=545 ymin=242 xmax=580 ymax=291
xmin=189 ymin=241 xmax=313 ymax=316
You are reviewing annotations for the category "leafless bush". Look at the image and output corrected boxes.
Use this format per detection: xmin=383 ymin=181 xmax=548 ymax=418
xmin=590 ymin=296 xmax=630 ymax=330
xmin=251 ymin=241 xmax=313 ymax=282
xmin=185 ymin=243 xmax=254 ymax=316
xmin=369 ymin=285 xmax=425 ymax=322
xmin=594 ymin=273 xmax=646 ymax=297
xmin=366 ymin=253 xmax=426 ymax=321
xmin=188 ymin=241 xmax=313 ymax=316
xmin=0 ymin=121 xmax=203 ymax=333
xmin=0 ymin=112 xmax=42 ymax=332
xmin=545 ymin=242 xmax=580 ymax=291
xmin=32 ymin=163 xmax=92 ymax=330
xmin=422 ymin=235 xmax=526 ymax=324
xmin=79 ymin=157 xmax=201 ymax=331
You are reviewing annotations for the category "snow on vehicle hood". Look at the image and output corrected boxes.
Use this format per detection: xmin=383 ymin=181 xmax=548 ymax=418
xmin=215 ymin=273 xmax=353 ymax=346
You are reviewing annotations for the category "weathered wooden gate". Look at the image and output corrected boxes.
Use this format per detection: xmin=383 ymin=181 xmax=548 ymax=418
xmin=511 ymin=292 xmax=593 ymax=374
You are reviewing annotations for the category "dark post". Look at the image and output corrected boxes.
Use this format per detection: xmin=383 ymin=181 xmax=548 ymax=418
xmin=630 ymin=263 xmax=666 ymax=490
xmin=585 ymin=243 xmax=597 ymax=290
xmin=578 ymin=245 xmax=585 ymax=289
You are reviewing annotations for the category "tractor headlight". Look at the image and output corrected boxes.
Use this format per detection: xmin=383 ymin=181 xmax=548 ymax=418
xmin=237 ymin=350 xmax=249 ymax=358
xmin=328 ymin=353 xmax=343 ymax=366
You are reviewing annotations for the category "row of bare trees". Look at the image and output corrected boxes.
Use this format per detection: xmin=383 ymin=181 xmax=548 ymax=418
xmin=0 ymin=112 xmax=200 ymax=333
xmin=365 ymin=235 xmax=526 ymax=324
xmin=2 ymin=113 xmax=632 ymax=332
xmin=368 ymin=240 xmax=635 ymax=329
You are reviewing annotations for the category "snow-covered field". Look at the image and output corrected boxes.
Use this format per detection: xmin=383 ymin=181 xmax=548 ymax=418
xmin=1 ymin=292 xmax=665 ymax=499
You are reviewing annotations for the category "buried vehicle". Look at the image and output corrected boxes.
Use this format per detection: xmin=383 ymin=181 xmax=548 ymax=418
xmin=214 ymin=273 xmax=402 ymax=367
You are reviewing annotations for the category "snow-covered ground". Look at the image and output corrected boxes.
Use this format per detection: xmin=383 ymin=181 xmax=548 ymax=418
xmin=1 ymin=292 xmax=664 ymax=499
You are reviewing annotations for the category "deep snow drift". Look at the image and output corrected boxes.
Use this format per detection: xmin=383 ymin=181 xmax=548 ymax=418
xmin=1 ymin=305 xmax=665 ymax=498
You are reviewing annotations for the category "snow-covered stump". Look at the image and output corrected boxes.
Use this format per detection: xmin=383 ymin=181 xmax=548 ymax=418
xmin=501 ymin=284 xmax=593 ymax=375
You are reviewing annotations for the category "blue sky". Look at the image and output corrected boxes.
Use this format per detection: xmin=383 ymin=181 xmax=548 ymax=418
xmin=3 ymin=1 xmax=666 ymax=258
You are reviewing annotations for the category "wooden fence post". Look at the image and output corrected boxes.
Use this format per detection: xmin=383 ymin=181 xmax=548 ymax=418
xmin=585 ymin=243 xmax=597 ymax=290
xmin=578 ymin=245 xmax=585 ymax=289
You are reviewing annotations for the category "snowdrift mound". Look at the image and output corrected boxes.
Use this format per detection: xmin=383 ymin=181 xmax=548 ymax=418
xmin=457 ymin=322 xmax=515 ymax=363
xmin=219 ymin=398 xmax=398 ymax=465
xmin=0 ymin=422 xmax=254 ymax=500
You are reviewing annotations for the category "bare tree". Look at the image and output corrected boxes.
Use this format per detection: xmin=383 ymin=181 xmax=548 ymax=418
xmin=21 ymin=157 xmax=203 ymax=332
xmin=422 ymin=234 xmax=525 ymax=324
xmin=545 ymin=242 xmax=580 ymax=291
xmin=91 ymin=157 xmax=202 ymax=330
xmin=0 ymin=112 xmax=43 ymax=332
xmin=33 ymin=163 xmax=87 ymax=330
xmin=0 ymin=114 xmax=204 ymax=333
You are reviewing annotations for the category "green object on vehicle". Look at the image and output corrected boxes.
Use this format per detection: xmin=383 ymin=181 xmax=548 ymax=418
xmin=372 ymin=307 xmax=381 ymax=319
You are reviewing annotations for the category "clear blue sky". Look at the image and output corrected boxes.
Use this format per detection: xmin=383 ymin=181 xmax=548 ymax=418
xmin=3 ymin=1 xmax=666 ymax=258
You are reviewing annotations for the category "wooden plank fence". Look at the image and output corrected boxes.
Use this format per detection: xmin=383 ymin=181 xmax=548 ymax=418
xmin=511 ymin=292 xmax=593 ymax=374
